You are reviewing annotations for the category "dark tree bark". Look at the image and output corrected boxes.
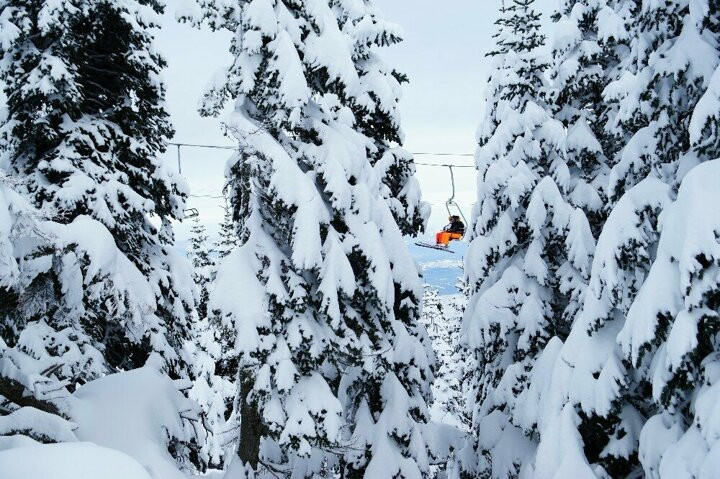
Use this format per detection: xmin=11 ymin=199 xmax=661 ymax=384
xmin=236 ymin=368 xmax=262 ymax=469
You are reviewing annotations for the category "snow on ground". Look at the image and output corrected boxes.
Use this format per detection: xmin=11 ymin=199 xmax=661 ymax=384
xmin=71 ymin=367 xmax=197 ymax=479
xmin=0 ymin=442 xmax=152 ymax=479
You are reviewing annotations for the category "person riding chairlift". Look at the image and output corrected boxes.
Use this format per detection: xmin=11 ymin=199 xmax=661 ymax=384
xmin=436 ymin=215 xmax=465 ymax=246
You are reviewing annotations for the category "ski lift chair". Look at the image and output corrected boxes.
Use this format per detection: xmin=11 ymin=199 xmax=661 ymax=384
xmin=415 ymin=165 xmax=468 ymax=253
xmin=184 ymin=208 xmax=199 ymax=220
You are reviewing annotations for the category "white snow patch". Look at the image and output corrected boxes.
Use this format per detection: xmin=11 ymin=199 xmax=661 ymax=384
xmin=0 ymin=442 xmax=152 ymax=479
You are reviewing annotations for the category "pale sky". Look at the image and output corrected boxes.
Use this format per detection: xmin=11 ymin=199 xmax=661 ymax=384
xmin=156 ymin=0 xmax=558 ymax=242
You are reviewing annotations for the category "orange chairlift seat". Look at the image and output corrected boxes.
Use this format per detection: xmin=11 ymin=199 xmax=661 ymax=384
xmin=415 ymin=165 xmax=468 ymax=253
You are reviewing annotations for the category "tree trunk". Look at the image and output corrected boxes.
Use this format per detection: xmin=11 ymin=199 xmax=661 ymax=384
xmin=236 ymin=368 xmax=262 ymax=470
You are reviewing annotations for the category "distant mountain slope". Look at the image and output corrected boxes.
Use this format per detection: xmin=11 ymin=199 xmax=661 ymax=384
xmin=410 ymin=240 xmax=467 ymax=294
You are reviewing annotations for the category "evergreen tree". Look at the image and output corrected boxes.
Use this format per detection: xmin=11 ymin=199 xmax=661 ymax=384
xmin=0 ymin=170 xmax=206 ymax=477
xmin=525 ymin=2 xmax=720 ymax=477
xmin=422 ymin=286 xmax=443 ymax=331
xmin=611 ymin=4 xmax=720 ymax=476
xmin=0 ymin=170 xmax=98 ymax=430
xmin=0 ymin=0 xmax=194 ymax=376
xmin=187 ymin=217 xmax=234 ymax=469
xmin=189 ymin=217 xmax=214 ymax=320
xmin=421 ymin=287 xmax=471 ymax=431
xmin=421 ymin=288 xmax=469 ymax=479
xmin=617 ymin=160 xmax=720 ymax=478
xmin=215 ymin=201 xmax=238 ymax=260
xmin=549 ymin=0 xmax=637 ymax=236
xmin=528 ymin=178 xmax=671 ymax=477
xmin=188 ymin=312 xmax=236 ymax=469
xmin=607 ymin=0 xmax=719 ymax=200
xmin=191 ymin=1 xmax=436 ymax=477
xmin=457 ymin=1 xmax=594 ymax=476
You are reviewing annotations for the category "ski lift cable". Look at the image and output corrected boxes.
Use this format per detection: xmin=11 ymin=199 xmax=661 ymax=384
xmin=188 ymin=194 xmax=226 ymax=199
xmin=415 ymin=162 xmax=474 ymax=168
xmin=170 ymin=142 xmax=238 ymax=150
xmin=175 ymin=142 xmax=476 ymax=208
xmin=189 ymin=163 xmax=472 ymax=200
xmin=169 ymin=142 xmax=476 ymax=171
xmin=412 ymin=152 xmax=474 ymax=157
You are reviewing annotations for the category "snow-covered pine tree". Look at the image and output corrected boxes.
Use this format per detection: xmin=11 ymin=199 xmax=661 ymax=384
xmin=186 ymin=217 xmax=233 ymax=468
xmin=456 ymin=1 xmax=594 ymax=476
xmin=527 ymin=177 xmax=671 ymax=477
xmin=510 ymin=1 xmax=647 ymax=475
xmin=0 ymin=169 xmax=198 ymax=464
xmin=188 ymin=311 xmax=236 ymax=470
xmin=0 ymin=171 xmax=94 ymax=436
xmin=549 ymin=0 xmax=637 ymax=236
xmin=617 ymin=160 xmax=720 ymax=478
xmin=0 ymin=166 xmax=194 ymax=451
xmin=616 ymin=6 xmax=720 ymax=476
xmin=190 ymin=1 xmax=436 ymax=476
xmin=196 ymin=203 xmax=240 ymax=463
xmin=205 ymin=204 xmax=240 ymax=398
xmin=421 ymin=287 xmax=471 ymax=432
xmin=421 ymin=288 xmax=471 ymax=479
xmin=0 ymin=0 xmax=194 ymax=376
xmin=215 ymin=201 xmax=238 ymax=260
xmin=525 ymin=2 xmax=720 ymax=477
xmin=189 ymin=217 xmax=215 ymax=320
xmin=422 ymin=286 xmax=443 ymax=330
xmin=607 ymin=0 xmax=719 ymax=200
xmin=0 ymin=1 xmax=205 ymax=472
xmin=530 ymin=153 xmax=717 ymax=479
xmin=0 ymin=171 xmax=46 ymax=345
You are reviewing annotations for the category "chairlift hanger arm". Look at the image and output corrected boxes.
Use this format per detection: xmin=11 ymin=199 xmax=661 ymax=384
xmin=447 ymin=165 xmax=456 ymax=204
xmin=444 ymin=165 xmax=468 ymax=226
xmin=183 ymin=208 xmax=199 ymax=220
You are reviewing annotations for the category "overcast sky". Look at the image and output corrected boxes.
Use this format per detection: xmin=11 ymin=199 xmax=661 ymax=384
xmin=158 ymin=0 xmax=556 ymax=241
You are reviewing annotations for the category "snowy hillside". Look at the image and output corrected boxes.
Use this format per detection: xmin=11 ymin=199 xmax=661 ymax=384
xmin=411 ymin=241 xmax=467 ymax=295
